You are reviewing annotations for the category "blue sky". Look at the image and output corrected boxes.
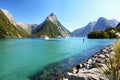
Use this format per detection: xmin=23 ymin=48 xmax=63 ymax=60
xmin=0 ymin=0 xmax=120 ymax=31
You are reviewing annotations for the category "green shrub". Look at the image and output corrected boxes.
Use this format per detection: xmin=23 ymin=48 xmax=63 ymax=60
xmin=88 ymin=31 xmax=109 ymax=38
xmin=101 ymin=40 xmax=120 ymax=80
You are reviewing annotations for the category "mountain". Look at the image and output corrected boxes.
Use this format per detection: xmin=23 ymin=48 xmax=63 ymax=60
xmin=88 ymin=22 xmax=120 ymax=39
xmin=32 ymin=13 xmax=72 ymax=38
xmin=110 ymin=19 xmax=119 ymax=26
xmin=0 ymin=9 xmax=29 ymax=38
xmin=1 ymin=9 xmax=32 ymax=34
xmin=0 ymin=8 xmax=72 ymax=38
xmin=92 ymin=17 xmax=118 ymax=31
xmin=116 ymin=23 xmax=120 ymax=27
xmin=72 ymin=17 xmax=119 ymax=37
xmin=72 ymin=21 xmax=96 ymax=37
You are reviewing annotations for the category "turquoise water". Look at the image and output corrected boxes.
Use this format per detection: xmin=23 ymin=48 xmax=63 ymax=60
xmin=0 ymin=38 xmax=114 ymax=80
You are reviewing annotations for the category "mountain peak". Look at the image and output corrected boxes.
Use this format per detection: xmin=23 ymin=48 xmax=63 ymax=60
xmin=50 ymin=13 xmax=56 ymax=17
xmin=32 ymin=13 xmax=72 ymax=37
xmin=46 ymin=13 xmax=58 ymax=25
xmin=97 ymin=17 xmax=107 ymax=21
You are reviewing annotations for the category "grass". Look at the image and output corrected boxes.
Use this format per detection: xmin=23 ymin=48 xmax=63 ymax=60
xmin=115 ymin=40 xmax=120 ymax=69
xmin=101 ymin=40 xmax=120 ymax=80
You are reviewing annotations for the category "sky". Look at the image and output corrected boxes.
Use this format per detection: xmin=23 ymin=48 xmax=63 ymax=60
xmin=0 ymin=0 xmax=120 ymax=31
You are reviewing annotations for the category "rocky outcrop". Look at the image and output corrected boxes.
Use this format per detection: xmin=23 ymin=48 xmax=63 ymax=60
xmin=66 ymin=44 xmax=116 ymax=80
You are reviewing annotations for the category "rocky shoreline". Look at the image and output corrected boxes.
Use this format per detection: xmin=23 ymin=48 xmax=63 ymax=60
xmin=30 ymin=42 xmax=117 ymax=80
xmin=64 ymin=44 xmax=116 ymax=80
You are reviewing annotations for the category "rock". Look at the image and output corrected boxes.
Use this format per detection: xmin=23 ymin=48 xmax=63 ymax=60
xmin=72 ymin=67 xmax=78 ymax=74
xmin=94 ymin=57 xmax=99 ymax=61
xmin=110 ymin=47 xmax=114 ymax=51
xmin=67 ymin=44 xmax=115 ymax=80
xmin=80 ymin=64 xmax=83 ymax=68
xmin=102 ymin=49 xmax=108 ymax=53
xmin=72 ymin=65 xmax=80 ymax=74
xmin=63 ymin=78 xmax=68 ymax=80
xmin=96 ymin=58 xmax=105 ymax=63
xmin=82 ymin=62 xmax=87 ymax=67
xmin=86 ymin=64 xmax=92 ymax=69
xmin=87 ymin=59 xmax=93 ymax=64
xmin=105 ymin=53 xmax=110 ymax=58
xmin=86 ymin=76 xmax=96 ymax=80
xmin=98 ymin=54 xmax=106 ymax=59
xmin=93 ymin=53 xmax=99 ymax=58
xmin=67 ymin=72 xmax=73 ymax=76
xmin=96 ymin=52 xmax=100 ymax=55
xmin=76 ymin=65 xmax=80 ymax=69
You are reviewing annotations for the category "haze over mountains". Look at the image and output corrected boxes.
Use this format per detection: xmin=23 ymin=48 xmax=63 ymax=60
xmin=0 ymin=9 xmax=72 ymax=38
xmin=72 ymin=17 xmax=119 ymax=37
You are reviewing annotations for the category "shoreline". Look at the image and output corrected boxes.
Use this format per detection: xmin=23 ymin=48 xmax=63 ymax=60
xmin=64 ymin=43 xmax=116 ymax=80
xmin=30 ymin=40 xmax=116 ymax=80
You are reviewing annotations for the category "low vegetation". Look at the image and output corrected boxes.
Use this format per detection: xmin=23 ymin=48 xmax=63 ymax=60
xmin=101 ymin=40 xmax=120 ymax=80
xmin=88 ymin=30 xmax=109 ymax=38
xmin=88 ymin=26 xmax=120 ymax=39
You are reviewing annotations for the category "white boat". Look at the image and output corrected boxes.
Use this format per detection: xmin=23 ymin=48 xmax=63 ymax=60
xmin=44 ymin=35 xmax=49 ymax=40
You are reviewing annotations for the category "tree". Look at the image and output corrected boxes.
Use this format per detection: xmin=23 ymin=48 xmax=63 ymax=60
xmin=88 ymin=31 xmax=109 ymax=39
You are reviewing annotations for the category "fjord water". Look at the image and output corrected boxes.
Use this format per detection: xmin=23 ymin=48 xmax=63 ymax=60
xmin=0 ymin=38 xmax=114 ymax=80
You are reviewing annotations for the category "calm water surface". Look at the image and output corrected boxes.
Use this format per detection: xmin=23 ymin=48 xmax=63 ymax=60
xmin=0 ymin=38 xmax=115 ymax=80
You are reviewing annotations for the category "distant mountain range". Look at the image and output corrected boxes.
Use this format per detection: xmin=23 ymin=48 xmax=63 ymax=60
xmin=0 ymin=9 xmax=72 ymax=38
xmin=72 ymin=17 xmax=119 ymax=37
xmin=0 ymin=8 xmax=120 ymax=38
xmin=88 ymin=22 xmax=120 ymax=39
